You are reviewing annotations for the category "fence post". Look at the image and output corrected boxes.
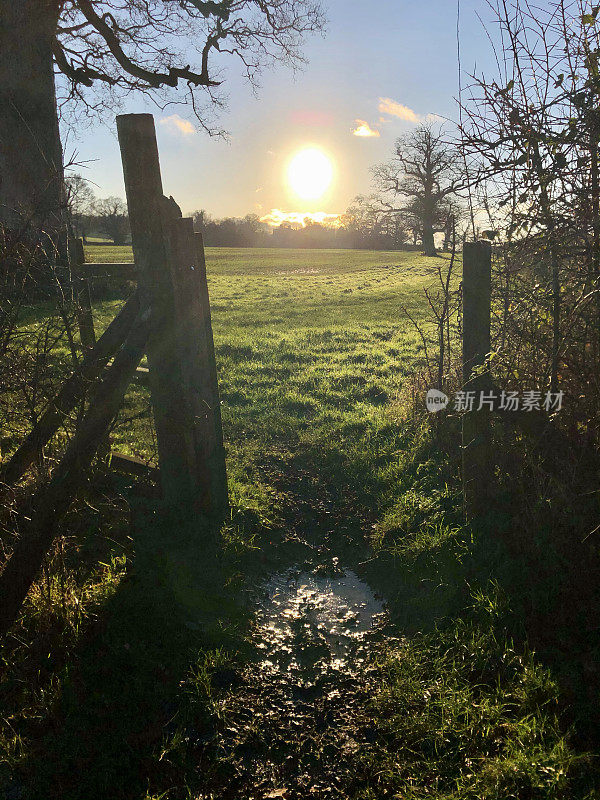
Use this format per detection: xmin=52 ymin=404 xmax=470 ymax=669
xmin=462 ymin=240 xmax=493 ymax=518
xmin=117 ymin=113 xmax=194 ymax=506
xmin=116 ymin=113 xmax=227 ymax=515
xmin=164 ymin=212 xmax=228 ymax=516
xmin=194 ymin=230 xmax=228 ymax=513
xmin=69 ymin=237 xmax=96 ymax=351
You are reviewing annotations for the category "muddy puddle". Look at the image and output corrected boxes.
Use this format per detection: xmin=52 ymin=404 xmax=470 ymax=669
xmin=201 ymin=562 xmax=389 ymax=798
xmin=254 ymin=561 xmax=386 ymax=679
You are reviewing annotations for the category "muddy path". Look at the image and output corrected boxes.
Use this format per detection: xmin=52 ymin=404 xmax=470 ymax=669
xmin=193 ymin=539 xmax=395 ymax=799
xmin=170 ymin=459 xmax=403 ymax=799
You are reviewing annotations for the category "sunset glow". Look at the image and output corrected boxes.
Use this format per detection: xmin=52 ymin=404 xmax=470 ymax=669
xmin=260 ymin=209 xmax=342 ymax=227
xmin=287 ymin=147 xmax=333 ymax=200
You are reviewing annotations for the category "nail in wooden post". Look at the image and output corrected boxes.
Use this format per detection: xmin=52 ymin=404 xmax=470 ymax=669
xmin=462 ymin=240 xmax=493 ymax=518
xmin=116 ymin=113 xmax=194 ymax=506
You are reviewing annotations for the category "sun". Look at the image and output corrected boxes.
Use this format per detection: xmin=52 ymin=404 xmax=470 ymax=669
xmin=287 ymin=147 xmax=333 ymax=201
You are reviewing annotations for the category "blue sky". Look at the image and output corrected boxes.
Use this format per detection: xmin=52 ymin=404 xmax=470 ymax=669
xmin=64 ymin=0 xmax=497 ymax=221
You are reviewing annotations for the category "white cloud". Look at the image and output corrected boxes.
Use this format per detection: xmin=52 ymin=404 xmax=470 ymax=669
xmin=352 ymin=119 xmax=381 ymax=138
xmin=159 ymin=114 xmax=196 ymax=136
xmin=378 ymin=98 xmax=421 ymax=123
xmin=378 ymin=98 xmax=442 ymax=126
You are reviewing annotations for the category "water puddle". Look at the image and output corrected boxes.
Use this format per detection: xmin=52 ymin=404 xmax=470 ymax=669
xmin=254 ymin=560 xmax=386 ymax=680
xmin=201 ymin=562 xmax=388 ymax=797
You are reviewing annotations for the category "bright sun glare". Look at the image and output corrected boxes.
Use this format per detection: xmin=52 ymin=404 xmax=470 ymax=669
xmin=287 ymin=147 xmax=333 ymax=201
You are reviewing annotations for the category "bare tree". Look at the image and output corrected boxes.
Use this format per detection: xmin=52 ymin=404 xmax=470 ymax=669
xmin=373 ymin=125 xmax=465 ymax=257
xmin=459 ymin=0 xmax=600 ymax=400
xmin=95 ymin=196 xmax=129 ymax=245
xmin=449 ymin=0 xmax=600 ymax=437
xmin=65 ymin=173 xmax=95 ymax=240
xmin=0 ymin=0 xmax=325 ymax=235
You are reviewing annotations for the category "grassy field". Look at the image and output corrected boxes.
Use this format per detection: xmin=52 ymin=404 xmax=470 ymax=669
xmin=1 ymin=247 xmax=596 ymax=799
xmin=92 ymin=247 xmax=439 ymax=497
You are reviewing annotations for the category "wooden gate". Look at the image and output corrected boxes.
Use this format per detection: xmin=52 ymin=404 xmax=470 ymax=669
xmin=0 ymin=113 xmax=227 ymax=636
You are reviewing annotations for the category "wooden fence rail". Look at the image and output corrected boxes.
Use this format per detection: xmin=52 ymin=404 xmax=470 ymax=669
xmin=0 ymin=306 xmax=151 ymax=638
xmin=83 ymin=262 xmax=137 ymax=280
xmin=1 ymin=291 xmax=140 ymax=486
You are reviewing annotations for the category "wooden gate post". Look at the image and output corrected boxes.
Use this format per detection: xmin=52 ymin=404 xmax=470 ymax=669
xmin=194 ymin=230 xmax=228 ymax=512
xmin=462 ymin=240 xmax=493 ymax=519
xmin=68 ymin=237 xmax=96 ymax=351
xmin=166 ymin=217 xmax=228 ymax=515
xmin=116 ymin=113 xmax=227 ymax=515
xmin=117 ymin=113 xmax=191 ymax=507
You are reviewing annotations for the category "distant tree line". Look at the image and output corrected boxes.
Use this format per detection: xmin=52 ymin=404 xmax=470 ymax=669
xmin=191 ymin=211 xmax=272 ymax=247
xmin=66 ymin=175 xmax=130 ymax=245
xmin=190 ymin=208 xmax=422 ymax=250
xmin=68 ymin=125 xmax=470 ymax=254
xmin=189 ymin=126 xmax=472 ymax=254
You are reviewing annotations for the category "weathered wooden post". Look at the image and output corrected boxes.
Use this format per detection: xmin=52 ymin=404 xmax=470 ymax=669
xmin=194 ymin=230 xmax=228 ymax=512
xmin=69 ymin=237 xmax=96 ymax=351
xmin=166 ymin=217 xmax=228 ymax=513
xmin=116 ymin=113 xmax=227 ymax=516
xmin=462 ymin=240 xmax=493 ymax=518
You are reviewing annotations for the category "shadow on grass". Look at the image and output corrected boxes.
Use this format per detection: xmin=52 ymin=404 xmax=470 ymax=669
xmin=253 ymin=411 xmax=600 ymax=756
xmin=18 ymin=501 xmax=248 ymax=800
xmin=8 ymin=410 xmax=600 ymax=798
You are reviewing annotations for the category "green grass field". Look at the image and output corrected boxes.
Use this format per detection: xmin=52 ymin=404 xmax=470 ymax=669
xmin=1 ymin=247 xmax=596 ymax=799
xmin=91 ymin=247 xmax=442 ymax=507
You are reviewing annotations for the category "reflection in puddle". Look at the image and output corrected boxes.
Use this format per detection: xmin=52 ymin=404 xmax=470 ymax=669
xmin=255 ymin=562 xmax=386 ymax=679
xmin=206 ymin=564 xmax=389 ymax=797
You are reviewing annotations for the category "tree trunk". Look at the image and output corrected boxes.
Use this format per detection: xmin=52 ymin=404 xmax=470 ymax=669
xmin=0 ymin=0 xmax=64 ymax=239
xmin=422 ymin=220 xmax=437 ymax=256
xmin=589 ymin=126 xmax=600 ymax=359
xmin=443 ymin=214 xmax=454 ymax=251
